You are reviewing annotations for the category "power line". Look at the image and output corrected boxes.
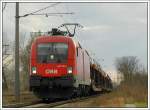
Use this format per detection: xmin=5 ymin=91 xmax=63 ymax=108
xmin=64 ymin=3 xmax=77 ymax=23
xmin=19 ymin=3 xmax=60 ymax=18
xmin=63 ymin=4 xmax=95 ymax=61
xmin=55 ymin=4 xmax=85 ymax=50
xmin=19 ymin=12 xmax=74 ymax=17
xmin=62 ymin=4 xmax=93 ymax=60
xmin=29 ymin=3 xmax=60 ymax=14
xmin=30 ymin=12 xmax=74 ymax=15
xmin=53 ymin=6 xmax=68 ymax=23
xmin=63 ymin=4 xmax=98 ymax=63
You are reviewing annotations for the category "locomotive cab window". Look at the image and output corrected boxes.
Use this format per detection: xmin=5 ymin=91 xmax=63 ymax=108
xmin=37 ymin=43 xmax=68 ymax=63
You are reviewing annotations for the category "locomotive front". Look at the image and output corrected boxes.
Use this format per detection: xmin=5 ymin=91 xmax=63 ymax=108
xmin=29 ymin=36 xmax=77 ymax=99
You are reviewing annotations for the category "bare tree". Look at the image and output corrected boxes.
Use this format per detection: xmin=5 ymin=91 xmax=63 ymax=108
xmin=115 ymin=56 xmax=139 ymax=81
xmin=2 ymin=32 xmax=12 ymax=90
xmin=19 ymin=31 xmax=41 ymax=90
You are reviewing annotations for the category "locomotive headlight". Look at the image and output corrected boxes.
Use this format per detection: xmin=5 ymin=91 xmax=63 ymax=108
xmin=32 ymin=67 xmax=36 ymax=74
xmin=67 ymin=66 xmax=73 ymax=74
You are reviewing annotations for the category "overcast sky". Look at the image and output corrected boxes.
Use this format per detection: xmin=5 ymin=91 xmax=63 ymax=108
xmin=2 ymin=2 xmax=148 ymax=72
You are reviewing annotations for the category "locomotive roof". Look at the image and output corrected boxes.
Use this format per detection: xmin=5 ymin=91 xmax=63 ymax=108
xmin=34 ymin=35 xmax=81 ymax=48
xmin=35 ymin=35 xmax=73 ymax=41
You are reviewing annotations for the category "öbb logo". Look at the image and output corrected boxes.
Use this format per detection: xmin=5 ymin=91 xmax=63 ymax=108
xmin=45 ymin=69 xmax=58 ymax=74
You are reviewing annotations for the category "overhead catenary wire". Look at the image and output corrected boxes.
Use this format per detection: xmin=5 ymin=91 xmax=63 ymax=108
xmin=53 ymin=4 xmax=77 ymax=33
xmin=53 ymin=6 xmax=69 ymax=24
xmin=29 ymin=12 xmax=74 ymax=15
xmin=56 ymin=3 xmax=83 ymax=47
xmin=19 ymin=2 xmax=61 ymax=18
xmin=21 ymin=12 xmax=74 ymax=17
xmin=63 ymin=4 xmax=85 ymax=49
xmin=64 ymin=3 xmax=78 ymax=23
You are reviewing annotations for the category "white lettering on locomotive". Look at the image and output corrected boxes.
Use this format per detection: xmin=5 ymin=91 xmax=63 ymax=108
xmin=45 ymin=69 xmax=58 ymax=74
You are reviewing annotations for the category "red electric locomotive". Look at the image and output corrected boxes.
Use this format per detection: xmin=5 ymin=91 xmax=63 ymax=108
xmin=29 ymin=23 xmax=113 ymax=100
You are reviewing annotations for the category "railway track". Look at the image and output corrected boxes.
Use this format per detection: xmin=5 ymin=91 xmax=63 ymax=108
xmin=3 ymin=93 xmax=102 ymax=108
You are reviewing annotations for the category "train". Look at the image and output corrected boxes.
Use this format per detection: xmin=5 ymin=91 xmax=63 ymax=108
xmin=29 ymin=23 xmax=113 ymax=100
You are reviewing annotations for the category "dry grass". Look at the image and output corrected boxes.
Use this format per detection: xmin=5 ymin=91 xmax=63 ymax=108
xmin=58 ymin=74 xmax=148 ymax=108
xmin=2 ymin=91 xmax=39 ymax=105
xmin=89 ymin=74 xmax=148 ymax=107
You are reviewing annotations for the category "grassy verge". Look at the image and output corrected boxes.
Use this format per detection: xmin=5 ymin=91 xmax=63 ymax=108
xmin=55 ymin=76 xmax=148 ymax=108
xmin=90 ymin=74 xmax=148 ymax=107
